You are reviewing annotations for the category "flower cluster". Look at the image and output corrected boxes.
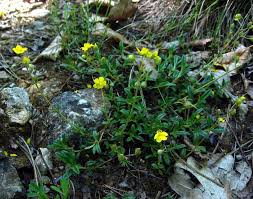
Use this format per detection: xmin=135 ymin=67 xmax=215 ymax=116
xmin=137 ymin=47 xmax=161 ymax=64
xmin=93 ymin=77 xmax=107 ymax=89
xmin=81 ymin=43 xmax=97 ymax=53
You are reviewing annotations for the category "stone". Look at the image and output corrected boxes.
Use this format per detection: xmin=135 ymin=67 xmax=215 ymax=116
xmin=0 ymin=71 xmax=10 ymax=80
xmin=47 ymin=89 xmax=104 ymax=143
xmin=0 ymin=159 xmax=23 ymax=199
xmin=0 ymin=87 xmax=33 ymax=125
xmin=35 ymin=148 xmax=53 ymax=175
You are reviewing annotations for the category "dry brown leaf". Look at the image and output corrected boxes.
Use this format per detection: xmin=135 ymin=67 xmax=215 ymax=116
xmin=34 ymin=34 xmax=63 ymax=62
xmin=107 ymin=0 xmax=138 ymax=21
xmin=84 ymin=0 xmax=116 ymax=7
xmin=89 ymin=13 xmax=108 ymax=23
xmin=246 ymin=82 xmax=253 ymax=99
xmin=216 ymin=45 xmax=253 ymax=75
xmin=188 ymin=38 xmax=213 ymax=48
xmin=160 ymin=38 xmax=212 ymax=50
xmin=168 ymin=155 xmax=252 ymax=199
xmin=92 ymin=23 xmax=132 ymax=45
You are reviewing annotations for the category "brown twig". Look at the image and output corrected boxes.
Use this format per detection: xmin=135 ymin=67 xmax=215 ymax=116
xmin=227 ymin=122 xmax=250 ymax=166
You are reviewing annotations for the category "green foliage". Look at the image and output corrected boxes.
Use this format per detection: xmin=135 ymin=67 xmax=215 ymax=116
xmin=165 ymin=0 xmax=253 ymax=50
xmin=48 ymin=0 xmax=229 ymax=182
xmin=27 ymin=183 xmax=49 ymax=199
xmin=50 ymin=138 xmax=82 ymax=174
xmin=103 ymin=193 xmax=117 ymax=199
xmin=49 ymin=39 xmax=224 ymax=176
xmin=122 ymin=192 xmax=136 ymax=199
xmin=50 ymin=176 xmax=70 ymax=199
xmin=28 ymin=176 xmax=71 ymax=199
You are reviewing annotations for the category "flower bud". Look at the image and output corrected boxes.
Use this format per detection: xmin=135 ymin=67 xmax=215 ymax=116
xmin=134 ymin=81 xmax=140 ymax=87
xmin=140 ymin=81 xmax=147 ymax=88
xmin=157 ymin=149 xmax=164 ymax=155
xmin=128 ymin=54 xmax=135 ymax=62
xmin=134 ymin=148 xmax=141 ymax=156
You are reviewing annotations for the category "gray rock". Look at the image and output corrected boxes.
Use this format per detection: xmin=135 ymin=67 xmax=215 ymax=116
xmin=47 ymin=89 xmax=104 ymax=142
xmin=0 ymin=87 xmax=32 ymax=125
xmin=0 ymin=159 xmax=23 ymax=199
xmin=35 ymin=148 xmax=53 ymax=175
xmin=0 ymin=71 xmax=10 ymax=80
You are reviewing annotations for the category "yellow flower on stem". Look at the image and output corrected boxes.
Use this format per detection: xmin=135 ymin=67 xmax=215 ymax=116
xmin=218 ymin=117 xmax=225 ymax=123
xmin=137 ymin=48 xmax=161 ymax=64
xmin=154 ymin=130 xmax=168 ymax=143
xmin=81 ymin=43 xmax=97 ymax=52
xmin=22 ymin=56 xmax=30 ymax=64
xmin=12 ymin=45 xmax=28 ymax=55
xmin=93 ymin=77 xmax=107 ymax=89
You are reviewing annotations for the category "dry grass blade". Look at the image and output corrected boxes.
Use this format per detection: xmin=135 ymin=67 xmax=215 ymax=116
xmin=15 ymin=136 xmax=42 ymax=185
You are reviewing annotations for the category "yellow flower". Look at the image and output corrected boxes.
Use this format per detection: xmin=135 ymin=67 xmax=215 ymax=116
xmin=0 ymin=11 xmax=5 ymax=18
xmin=137 ymin=47 xmax=153 ymax=58
xmin=137 ymin=48 xmax=161 ymax=64
xmin=3 ymin=151 xmax=8 ymax=156
xmin=153 ymin=55 xmax=161 ymax=64
xmin=26 ymin=138 xmax=31 ymax=145
xmin=93 ymin=77 xmax=107 ymax=89
xmin=151 ymin=50 xmax=161 ymax=64
xmin=81 ymin=43 xmax=97 ymax=52
xmin=12 ymin=45 xmax=28 ymax=55
xmin=154 ymin=130 xmax=168 ymax=143
xmin=87 ymin=84 xmax=92 ymax=88
xmin=22 ymin=56 xmax=30 ymax=64
xmin=218 ymin=117 xmax=225 ymax=123
xmin=235 ymin=96 xmax=246 ymax=106
xmin=10 ymin=154 xmax=18 ymax=157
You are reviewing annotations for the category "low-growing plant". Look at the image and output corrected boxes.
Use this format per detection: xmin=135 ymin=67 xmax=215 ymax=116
xmin=28 ymin=176 xmax=71 ymax=199
xmin=42 ymin=1 xmax=248 ymax=197
xmin=48 ymin=39 xmax=226 ymax=176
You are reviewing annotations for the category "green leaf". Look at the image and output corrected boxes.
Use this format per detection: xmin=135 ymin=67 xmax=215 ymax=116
xmin=154 ymin=81 xmax=176 ymax=88
xmin=50 ymin=185 xmax=63 ymax=195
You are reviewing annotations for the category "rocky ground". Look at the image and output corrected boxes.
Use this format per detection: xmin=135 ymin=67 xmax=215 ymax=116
xmin=0 ymin=0 xmax=253 ymax=198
